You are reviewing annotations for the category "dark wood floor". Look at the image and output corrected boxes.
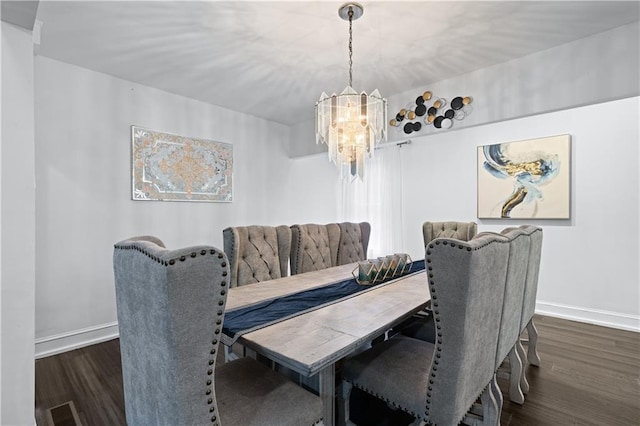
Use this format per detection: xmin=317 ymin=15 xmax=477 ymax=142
xmin=35 ymin=314 xmax=640 ymax=426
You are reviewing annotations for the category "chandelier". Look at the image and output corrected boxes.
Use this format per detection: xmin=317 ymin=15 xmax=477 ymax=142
xmin=315 ymin=2 xmax=387 ymax=181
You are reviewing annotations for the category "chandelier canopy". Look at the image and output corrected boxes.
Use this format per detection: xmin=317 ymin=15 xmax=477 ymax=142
xmin=315 ymin=2 xmax=387 ymax=181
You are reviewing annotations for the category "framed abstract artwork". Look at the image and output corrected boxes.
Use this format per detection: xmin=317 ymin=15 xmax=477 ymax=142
xmin=477 ymin=134 xmax=571 ymax=219
xmin=131 ymin=126 xmax=233 ymax=202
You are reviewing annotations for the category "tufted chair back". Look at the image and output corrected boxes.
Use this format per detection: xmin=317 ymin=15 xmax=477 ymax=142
xmin=113 ymin=236 xmax=229 ymax=425
xmin=424 ymin=233 xmax=509 ymax=424
xmin=336 ymin=222 xmax=371 ymax=265
xmin=223 ymin=225 xmax=291 ymax=287
xmin=290 ymin=223 xmax=340 ymax=275
xmin=422 ymin=221 xmax=477 ymax=247
xmin=518 ymin=225 xmax=543 ymax=332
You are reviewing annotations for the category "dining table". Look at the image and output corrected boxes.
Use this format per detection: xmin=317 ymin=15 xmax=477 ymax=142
xmin=222 ymin=261 xmax=431 ymax=426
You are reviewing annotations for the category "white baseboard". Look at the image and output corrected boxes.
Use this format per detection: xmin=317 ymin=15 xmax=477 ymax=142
xmin=35 ymin=321 xmax=119 ymax=359
xmin=536 ymin=301 xmax=640 ymax=332
xmin=34 ymin=303 xmax=638 ymax=358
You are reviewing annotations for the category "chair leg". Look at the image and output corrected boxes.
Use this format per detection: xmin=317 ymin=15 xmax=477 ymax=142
xmin=224 ymin=345 xmax=238 ymax=363
xmin=464 ymin=377 xmax=500 ymax=425
xmin=341 ymin=381 xmax=354 ymax=426
xmin=507 ymin=346 xmax=525 ymax=404
xmin=516 ymin=339 xmax=530 ymax=395
xmin=464 ymin=375 xmax=503 ymax=425
xmin=480 ymin=379 xmax=500 ymax=426
xmin=490 ymin=374 xmax=503 ymax=413
xmin=526 ymin=319 xmax=541 ymax=367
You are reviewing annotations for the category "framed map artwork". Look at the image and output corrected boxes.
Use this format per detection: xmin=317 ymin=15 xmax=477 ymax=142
xmin=131 ymin=126 xmax=233 ymax=202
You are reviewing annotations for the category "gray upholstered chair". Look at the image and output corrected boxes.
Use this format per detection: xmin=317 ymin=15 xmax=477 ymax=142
xmin=289 ymin=223 xmax=340 ymax=275
xmin=336 ymin=222 xmax=371 ymax=265
xmin=223 ymin=225 xmax=291 ymax=287
xmin=341 ymin=233 xmax=509 ymax=425
xmin=395 ymin=222 xmax=477 ymax=340
xmin=490 ymin=228 xmax=530 ymax=408
xmin=422 ymin=221 xmax=477 ymax=247
xmin=515 ymin=225 xmax=543 ymax=395
xmin=398 ymin=221 xmax=476 ymax=328
xmin=113 ymin=236 xmax=323 ymax=426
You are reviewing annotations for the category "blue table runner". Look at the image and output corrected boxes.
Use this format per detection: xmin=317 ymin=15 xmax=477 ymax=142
xmin=221 ymin=259 xmax=425 ymax=345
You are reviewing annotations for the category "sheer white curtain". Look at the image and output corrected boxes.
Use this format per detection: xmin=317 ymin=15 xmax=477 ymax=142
xmin=339 ymin=145 xmax=404 ymax=258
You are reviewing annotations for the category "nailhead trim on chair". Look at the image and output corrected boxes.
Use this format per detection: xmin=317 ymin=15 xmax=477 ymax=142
xmin=424 ymin=237 xmax=496 ymax=422
xmin=228 ymin=229 xmax=237 ymax=286
xmin=424 ymin=236 xmax=509 ymax=425
xmin=114 ymin=242 xmax=227 ymax=425
xmin=206 ymin=252 xmax=227 ymax=425
xmin=425 ymin=240 xmax=445 ymax=421
xmin=225 ymin=226 xmax=290 ymax=287
xmin=113 ymin=244 xmax=221 ymax=267
xmin=346 ymin=381 xmax=419 ymax=419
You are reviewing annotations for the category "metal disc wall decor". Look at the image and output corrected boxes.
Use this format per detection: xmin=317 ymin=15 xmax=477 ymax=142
xmin=389 ymin=91 xmax=474 ymax=135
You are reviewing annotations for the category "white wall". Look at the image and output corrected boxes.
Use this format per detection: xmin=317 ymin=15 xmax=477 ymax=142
xmin=1 ymin=21 xmax=36 ymax=426
xmin=289 ymin=118 xmax=324 ymax=157
xmin=279 ymin=152 xmax=341 ymax=225
xmin=34 ymin=57 xmax=292 ymax=356
xmin=30 ymin=17 xmax=640 ymax=359
xmin=401 ymin=97 xmax=639 ymax=330
xmin=289 ymin=97 xmax=640 ymax=331
xmin=284 ymin=21 xmax=640 ymax=331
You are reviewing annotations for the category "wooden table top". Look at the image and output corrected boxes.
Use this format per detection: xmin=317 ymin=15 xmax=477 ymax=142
xmin=225 ymin=263 xmax=357 ymax=311
xmin=230 ymin=268 xmax=431 ymax=376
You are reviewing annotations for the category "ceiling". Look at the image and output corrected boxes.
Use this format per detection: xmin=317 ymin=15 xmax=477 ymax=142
xmin=34 ymin=1 xmax=640 ymax=126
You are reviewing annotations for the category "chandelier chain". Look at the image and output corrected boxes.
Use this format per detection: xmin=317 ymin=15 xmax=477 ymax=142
xmin=348 ymin=8 xmax=353 ymax=87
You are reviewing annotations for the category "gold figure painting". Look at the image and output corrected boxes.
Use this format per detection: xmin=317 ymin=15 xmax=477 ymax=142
xmin=477 ymin=135 xmax=570 ymax=219
xmin=132 ymin=126 xmax=233 ymax=202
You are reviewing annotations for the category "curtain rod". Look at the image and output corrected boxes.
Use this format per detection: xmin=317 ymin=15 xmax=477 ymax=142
xmin=375 ymin=139 xmax=412 ymax=150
